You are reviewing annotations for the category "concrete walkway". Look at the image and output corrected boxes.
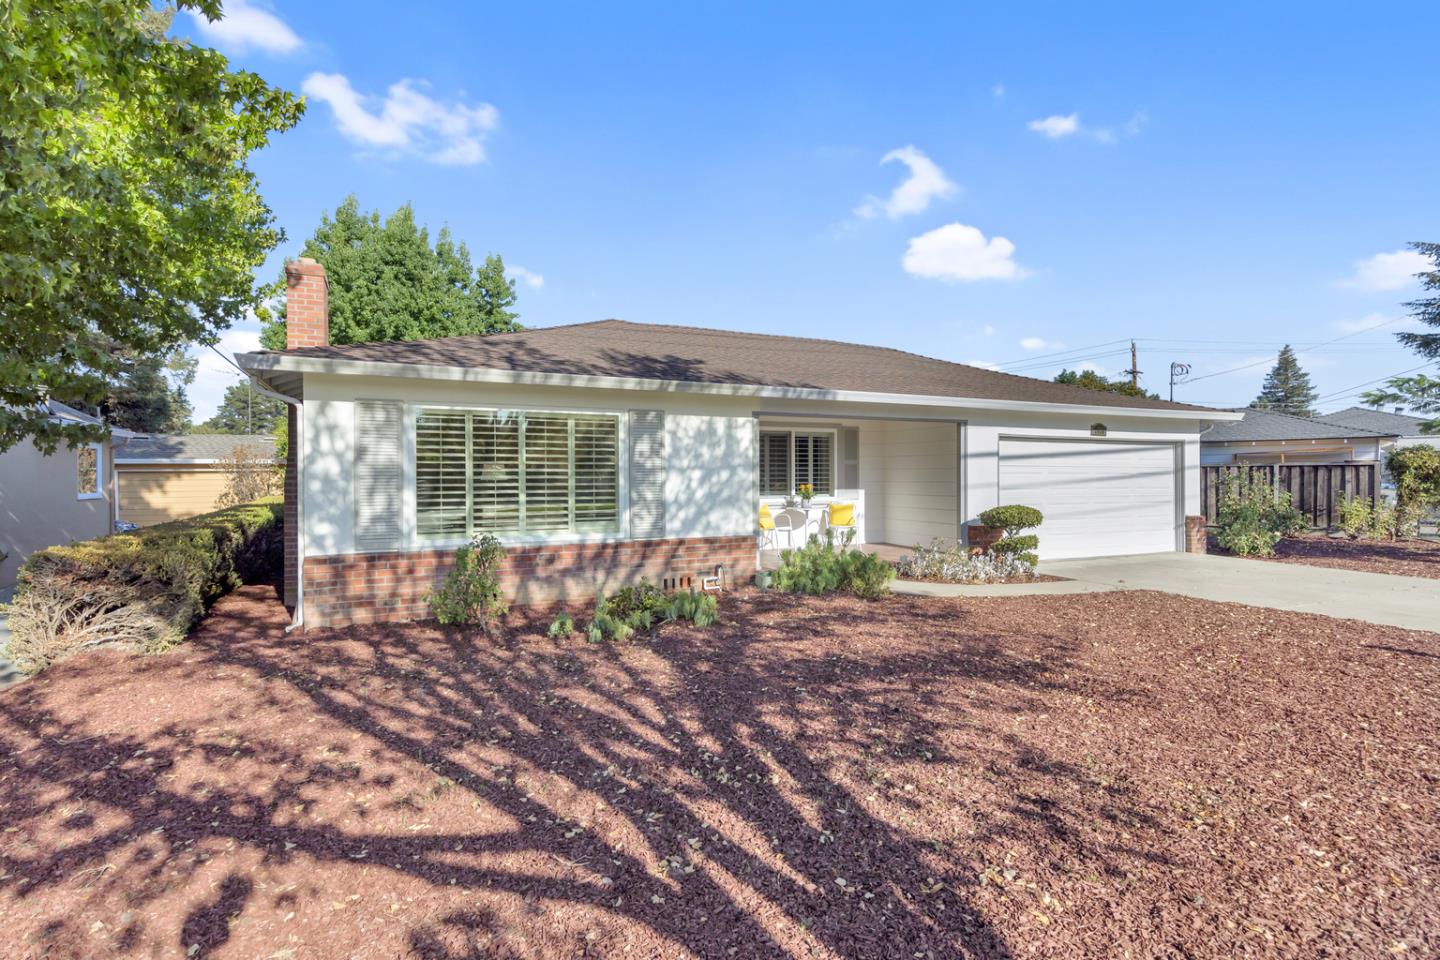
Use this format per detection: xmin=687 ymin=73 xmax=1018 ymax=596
xmin=1039 ymin=552 xmax=1439 ymax=633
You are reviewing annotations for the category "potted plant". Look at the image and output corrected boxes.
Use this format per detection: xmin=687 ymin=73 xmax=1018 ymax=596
xmin=797 ymin=482 xmax=814 ymax=508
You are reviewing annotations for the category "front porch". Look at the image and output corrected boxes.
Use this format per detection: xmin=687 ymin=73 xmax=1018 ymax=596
xmin=753 ymin=416 xmax=965 ymax=564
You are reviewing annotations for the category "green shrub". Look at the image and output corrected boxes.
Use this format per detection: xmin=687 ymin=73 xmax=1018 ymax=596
xmin=978 ymin=504 xmax=1043 ymax=532
xmin=1214 ymin=470 xmax=1306 ymax=556
xmin=583 ymin=582 xmax=718 ymax=642
xmin=427 ymin=534 xmax=508 ymax=626
xmin=1388 ymin=444 xmax=1440 ymax=535
xmin=1338 ymin=494 xmax=1400 ymax=540
xmin=976 ymin=504 xmax=1044 ymax=568
xmin=771 ymin=533 xmax=896 ymax=599
xmin=547 ymin=611 xmax=576 ymax=638
xmin=6 ymin=498 xmax=283 ymax=673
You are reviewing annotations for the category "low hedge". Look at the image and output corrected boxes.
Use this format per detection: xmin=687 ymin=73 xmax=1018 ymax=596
xmin=5 ymin=497 xmax=283 ymax=673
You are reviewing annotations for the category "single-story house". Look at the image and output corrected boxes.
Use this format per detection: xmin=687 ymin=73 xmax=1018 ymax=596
xmin=0 ymin=401 xmax=117 ymax=588
xmin=238 ymin=258 xmax=1240 ymax=628
xmin=112 ymin=433 xmax=278 ymax=527
xmin=1313 ymin=406 xmax=1433 ymax=451
xmin=1199 ymin=408 xmax=1398 ymax=465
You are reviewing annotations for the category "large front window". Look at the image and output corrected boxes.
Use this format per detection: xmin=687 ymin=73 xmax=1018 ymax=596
xmin=416 ymin=409 xmax=620 ymax=538
xmin=759 ymin=430 xmax=834 ymax=496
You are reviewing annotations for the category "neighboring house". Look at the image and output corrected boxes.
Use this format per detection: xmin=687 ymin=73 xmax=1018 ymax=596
xmin=112 ymin=434 xmax=278 ymax=527
xmin=0 ymin=401 xmax=117 ymax=588
xmin=238 ymin=259 xmax=1239 ymax=628
xmin=1199 ymin=408 xmax=1397 ymax=465
xmin=1314 ymin=406 xmax=1433 ymax=452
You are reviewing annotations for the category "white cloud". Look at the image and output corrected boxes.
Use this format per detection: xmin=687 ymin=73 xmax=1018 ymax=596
xmin=1029 ymin=110 xmax=1146 ymax=144
xmin=854 ymin=145 xmax=957 ymax=220
xmin=185 ymin=0 xmax=302 ymax=55
xmin=187 ymin=325 xmax=263 ymax=423
xmin=991 ymin=83 xmax=1006 ymax=100
xmin=302 ymin=73 xmax=499 ymax=166
xmin=506 ymin=265 xmax=544 ymax=289
xmin=902 ymin=223 xmax=1029 ymax=282
xmin=1338 ymin=250 xmax=1431 ymax=291
xmin=1027 ymin=114 xmax=1080 ymax=139
xmin=982 ymin=323 xmax=996 ymax=336
xmin=963 ymin=359 xmax=1002 ymax=371
xmin=1020 ymin=336 xmax=1064 ymax=351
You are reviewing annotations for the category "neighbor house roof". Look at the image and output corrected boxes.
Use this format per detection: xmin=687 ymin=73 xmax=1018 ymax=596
xmin=1201 ymin=408 xmax=1398 ymax=443
xmin=1314 ymin=406 xmax=1430 ymax=436
xmin=113 ymin=434 xmax=278 ymax=464
xmin=241 ymin=319 xmax=1230 ymax=416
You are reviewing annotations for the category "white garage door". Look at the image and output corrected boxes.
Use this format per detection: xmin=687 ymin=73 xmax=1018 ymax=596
xmin=997 ymin=438 xmax=1179 ymax=560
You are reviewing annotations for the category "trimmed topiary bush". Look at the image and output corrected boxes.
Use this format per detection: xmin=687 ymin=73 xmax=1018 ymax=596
xmin=977 ymin=504 xmax=1044 ymax=567
xmin=5 ymin=498 xmax=283 ymax=673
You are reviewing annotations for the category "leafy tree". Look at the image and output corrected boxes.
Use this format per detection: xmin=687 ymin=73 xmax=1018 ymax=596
xmin=202 ymin=382 xmax=287 ymax=435
xmin=1360 ymin=243 xmax=1440 ymax=432
xmin=1054 ymin=368 xmax=1158 ymax=400
xmin=1251 ymin=345 xmax=1318 ymax=417
xmin=259 ymin=197 xmax=521 ymax=350
xmin=0 ymin=0 xmax=303 ymax=454
xmin=103 ymin=350 xmax=196 ymax=433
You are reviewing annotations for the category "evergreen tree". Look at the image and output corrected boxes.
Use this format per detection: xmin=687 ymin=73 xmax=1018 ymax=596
xmin=1251 ymin=345 xmax=1318 ymax=417
xmin=103 ymin=350 xmax=195 ymax=434
xmin=202 ymin=381 xmax=287 ymax=435
xmin=1361 ymin=242 xmax=1440 ymax=432
xmin=259 ymin=197 xmax=520 ymax=350
xmin=1054 ymin=368 xmax=1158 ymax=400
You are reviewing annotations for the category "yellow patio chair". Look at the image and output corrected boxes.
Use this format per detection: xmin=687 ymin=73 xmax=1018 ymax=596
xmin=827 ymin=502 xmax=856 ymax=533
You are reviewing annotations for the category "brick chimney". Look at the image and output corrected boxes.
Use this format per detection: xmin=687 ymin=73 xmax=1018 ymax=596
xmin=284 ymin=257 xmax=329 ymax=349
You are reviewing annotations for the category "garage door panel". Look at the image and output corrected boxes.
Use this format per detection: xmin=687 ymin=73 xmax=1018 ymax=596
xmin=998 ymin=439 xmax=1178 ymax=560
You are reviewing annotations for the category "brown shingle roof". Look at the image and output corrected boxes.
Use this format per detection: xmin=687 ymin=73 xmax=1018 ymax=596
xmin=264 ymin=319 xmax=1217 ymax=412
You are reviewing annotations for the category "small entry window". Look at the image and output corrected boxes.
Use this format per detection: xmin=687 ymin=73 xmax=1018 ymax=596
xmin=77 ymin=443 xmax=103 ymax=500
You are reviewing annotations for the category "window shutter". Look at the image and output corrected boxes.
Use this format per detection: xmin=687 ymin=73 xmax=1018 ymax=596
xmin=840 ymin=427 xmax=859 ymax=489
xmin=355 ymin=400 xmax=404 ymax=552
xmin=628 ymin=410 xmax=666 ymax=540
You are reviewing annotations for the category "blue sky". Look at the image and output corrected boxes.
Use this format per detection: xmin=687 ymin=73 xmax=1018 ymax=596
xmin=182 ymin=1 xmax=1439 ymax=422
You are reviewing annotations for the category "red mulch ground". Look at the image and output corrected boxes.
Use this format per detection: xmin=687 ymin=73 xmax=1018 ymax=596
xmin=1216 ymin=533 xmax=1440 ymax=579
xmin=2 ymin=585 xmax=1438 ymax=959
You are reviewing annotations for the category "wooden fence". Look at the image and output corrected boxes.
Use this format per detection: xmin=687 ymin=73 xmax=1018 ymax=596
xmin=1200 ymin=463 xmax=1381 ymax=530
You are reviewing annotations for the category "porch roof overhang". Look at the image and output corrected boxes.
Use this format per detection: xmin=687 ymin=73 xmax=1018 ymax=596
xmin=236 ymin=352 xmax=1244 ymax=423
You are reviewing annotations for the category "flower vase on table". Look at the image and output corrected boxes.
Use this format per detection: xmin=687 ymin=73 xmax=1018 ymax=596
xmin=797 ymin=483 xmax=814 ymax=509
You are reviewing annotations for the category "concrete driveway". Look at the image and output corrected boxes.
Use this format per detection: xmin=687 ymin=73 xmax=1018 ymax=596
xmin=1039 ymin=552 xmax=1439 ymax=633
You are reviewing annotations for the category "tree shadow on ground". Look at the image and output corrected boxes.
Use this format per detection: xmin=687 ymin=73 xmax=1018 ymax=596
xmin=0 ymin=584 xmax=1168 ymax=959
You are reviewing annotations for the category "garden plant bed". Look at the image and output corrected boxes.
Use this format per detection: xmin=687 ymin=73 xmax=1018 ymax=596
xmin=896 ymin=571 xmax=1067 ymax=585
xmin=1213 ymin=531 xmax=1440 ymax=579
xmin=1 ymin=585 xmax=1437 ymax=958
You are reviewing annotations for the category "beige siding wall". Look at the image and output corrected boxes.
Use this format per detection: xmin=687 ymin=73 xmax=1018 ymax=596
xmin=0 ymin=439 xmax=113 ymax=587
xmin=116 ymin=466 xmax=232 ymax=528
xmin=861 ymin=420 xmax=960 ymax=548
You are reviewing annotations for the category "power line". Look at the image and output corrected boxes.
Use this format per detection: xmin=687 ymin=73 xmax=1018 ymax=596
xmin=1176 ymin=315 xmax=1408 ymax=385
xmin=1310 ymin=360 xmax=1437 ymax=404
xmin=995 ymin=338 xmax=1133 ymax=368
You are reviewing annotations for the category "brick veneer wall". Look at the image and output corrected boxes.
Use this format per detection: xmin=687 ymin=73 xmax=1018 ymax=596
xmin=284 ymin=258 xmax=329 ymax=349
xmin=303 ymin=535 xmax=758 ymax=628
xmin=1185 ymin=515 xmax=1208 ymax=554
xmin=965 ymin=523 xmax=1004 ymax=554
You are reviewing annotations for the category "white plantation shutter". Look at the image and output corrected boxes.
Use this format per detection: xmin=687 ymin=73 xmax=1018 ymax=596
xmin=355 ymin=400 xmax=404 ymax=551
xmin=628 ymin=410 xmax=666 ymax=540
xmin=840 ymin=427 xmax=859 ymax=489
xmin=574 ymin=416 xmax=620 ymax=531
xmin=523 ymin=414 xmax=572 ymax=532
xmin=759 ymin=432 xmax=789 ymax=495
xmin=416 ymin=411 xmax=470 ymax=538
xmin=415 ymin=408 xmax=620 ymax=538
xmin=471 ymin=412 xmax=520 ymax=533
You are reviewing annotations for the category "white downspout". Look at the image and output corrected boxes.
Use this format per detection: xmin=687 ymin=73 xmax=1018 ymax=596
xmin=244 ymin=375 xmax=306 ymax=633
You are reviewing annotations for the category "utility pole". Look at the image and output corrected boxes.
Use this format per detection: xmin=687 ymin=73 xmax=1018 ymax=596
xmin=1123 ymin=340 xmax=1141 ymax=389
xmin=1169 ymin=362 xmax=1191 ymax=403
